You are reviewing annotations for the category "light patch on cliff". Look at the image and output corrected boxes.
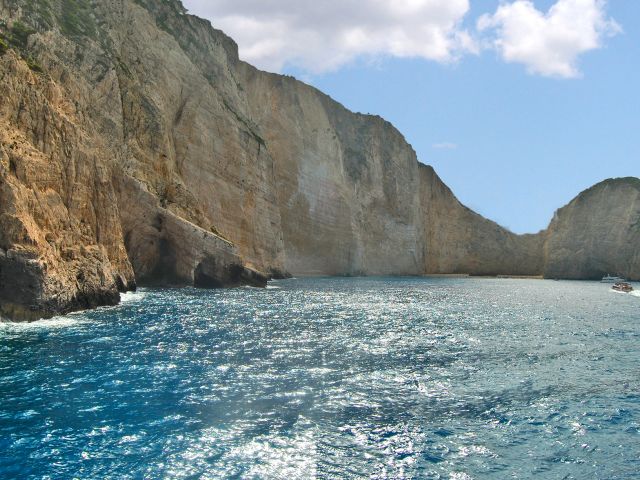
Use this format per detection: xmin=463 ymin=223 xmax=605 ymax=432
xmin=183 ymin=0 xmax=476 ymax=73
xmin=478 ymin=0 xmax=620 ymax=78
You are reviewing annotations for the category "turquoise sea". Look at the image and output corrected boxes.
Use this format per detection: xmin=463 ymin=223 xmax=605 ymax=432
xmin=1 ymin=278 xmax=639 ymax=479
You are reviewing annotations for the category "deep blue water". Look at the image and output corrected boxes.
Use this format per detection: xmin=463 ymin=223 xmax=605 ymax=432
xmin=1 ymin=277 xmax=639 ymax=479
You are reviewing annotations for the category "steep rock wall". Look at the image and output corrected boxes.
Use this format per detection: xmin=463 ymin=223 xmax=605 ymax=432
xmin=0 ymin=0 xmax=269 ymax=321
xmin=0 ymin=50 xmax=135 ymax=320
xmin=0 ymin=0 xmax=638 ymax=321
xmin=419 ymin=165 xmax=545 ymax=276
xmin=239 ymin=65 xmax=426 ymax=276
xmin=544 ymin=178 xmax=640 ymax=280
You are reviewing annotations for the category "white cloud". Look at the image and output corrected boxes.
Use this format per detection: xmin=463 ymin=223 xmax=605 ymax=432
xmin=182 ymin=0 xmax=620 ymax=79
xmin=182 ymin=0 xmax=476 ymax=73
xmin=432 ymin=142 xmax=458 ymax=150
xmin=478 ymin=0 xmax=621 ymax=78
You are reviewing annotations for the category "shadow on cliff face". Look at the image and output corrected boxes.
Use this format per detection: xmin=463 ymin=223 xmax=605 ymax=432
xmin=194 ymin=259 xmax=266 ymax=289
xmin=0 ymin=249 xmax=123 ymax=322
xmin=0 ymin=250 xmax=46 ymax=321
xmin=138 ymin=237 xmax=181 ymax=286
xmin=129 ymin=220 xmax=267 ymax=289
xmin=137 ymin=251 xmax=267 ymax=290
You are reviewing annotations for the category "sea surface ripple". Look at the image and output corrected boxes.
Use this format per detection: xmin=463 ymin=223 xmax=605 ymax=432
xmin=1 ymin=278 xmax=639 ymax=479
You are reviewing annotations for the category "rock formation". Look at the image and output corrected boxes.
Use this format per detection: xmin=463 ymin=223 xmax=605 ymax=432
xmin=0 ymin=0 xmax=638 ymax=321
xmin=543 ymin=178 xmax=640 ymax=280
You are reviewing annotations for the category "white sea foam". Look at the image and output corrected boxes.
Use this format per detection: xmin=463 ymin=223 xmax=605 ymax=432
xmin=1 ymin=290 xmax=147 ymax=332
xmin=609 ymin=288 xmax=640 ymax=298
xmin=0 ymin=315 xmax=88 ymax=331
xmin=120 ymin=290 xmax=147 ymax=303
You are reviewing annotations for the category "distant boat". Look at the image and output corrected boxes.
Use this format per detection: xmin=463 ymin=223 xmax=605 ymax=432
xmin=602 ymin=275 xmax=625 ymax=283
xmin=612 ymin=282 xmax=634 ymax=293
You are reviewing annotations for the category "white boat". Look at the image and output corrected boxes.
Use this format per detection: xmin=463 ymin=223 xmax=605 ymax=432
xmin=602 ymin=274 xmax=625 ymax=283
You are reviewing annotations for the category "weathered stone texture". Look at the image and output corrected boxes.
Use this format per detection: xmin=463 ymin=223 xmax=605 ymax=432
xmin=543 ymin=178 xmax=640 ymax=281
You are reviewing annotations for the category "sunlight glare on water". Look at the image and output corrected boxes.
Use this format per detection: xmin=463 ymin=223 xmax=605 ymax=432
xmin=1 ymin=277 xmax=639 ymax=479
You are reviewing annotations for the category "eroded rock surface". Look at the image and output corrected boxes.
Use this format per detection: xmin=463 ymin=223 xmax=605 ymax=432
xmin=544 ymin=178 xmax=640 ymax=281
xmin=0 ymin=0 xmax=637 ymax=320
xmin=0 ymin=51 xmax=135 ymax=321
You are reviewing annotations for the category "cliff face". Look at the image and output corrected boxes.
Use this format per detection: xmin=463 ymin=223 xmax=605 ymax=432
xmin=419 ymin=165 xmax=545 ymax=276
xmin=239 ymin=66 xmax=427 ymax=276
xmin=543 ymin=178 xmax=640 ymax=281
xmin=0 ymin=0 xmax=637 ymax=321
xmin=0 ymin=45 xmax=136 ymax=321
xmin=0 ymin=0 xmax=271 ymax=320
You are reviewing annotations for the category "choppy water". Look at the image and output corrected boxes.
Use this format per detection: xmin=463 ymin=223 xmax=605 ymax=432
xmin=1 ymin=278 xmax=639 ymax=479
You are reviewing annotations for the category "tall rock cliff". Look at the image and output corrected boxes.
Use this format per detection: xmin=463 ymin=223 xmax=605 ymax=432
xmin=0 ymin=0 xmax=638 ymax=320
xmin=419 ymin=165 xmax=545 ymax=276
xmin=543 ymin=178 xmax=640 ymax=280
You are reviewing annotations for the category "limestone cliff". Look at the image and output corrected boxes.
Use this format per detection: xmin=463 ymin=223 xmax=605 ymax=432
xmin=543 ymin=178 xmax=640 ymax=281
xmin=0 ymin=0 xmax=637 ymax=321
xmin=0 ymin=48 xmax=136 ymax=321
xmin=419 ymin=165 xmax=545 ymax=276
xmin=0 ymin=0 xmax=270 ymax=321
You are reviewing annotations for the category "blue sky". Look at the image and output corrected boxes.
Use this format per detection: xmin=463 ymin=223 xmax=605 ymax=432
xmin=183 ymin=0 xmax=639 ymax=234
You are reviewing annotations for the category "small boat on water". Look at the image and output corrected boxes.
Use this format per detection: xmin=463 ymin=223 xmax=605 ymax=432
xmin=602 ymin=274 xmax=625 ymax=283
xmin=612 ymin=282 xmax=634 ymax=293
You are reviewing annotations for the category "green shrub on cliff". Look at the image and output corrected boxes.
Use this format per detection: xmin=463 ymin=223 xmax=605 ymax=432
xmin=10 ymin=21 xmax=36 ymax=49
xmin=21 ymin=0 xmax=55 ymax=30
xmin=24 ymin=55 xmax=43 ymax=73
xmin=0 ymin=19 xmax=45 ymax=73
xmin=59 ymin=0 xmax=97 ymax=39
xmin=132 ymin=0 xmax=192 ymax=40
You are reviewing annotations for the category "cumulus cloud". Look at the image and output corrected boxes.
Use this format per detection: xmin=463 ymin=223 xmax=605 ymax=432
xmin=182 ymin=0 xmax=620 ymax=78
xmin=183 ymin=0 xmax=476 ymax=73
xmin=478 ymin=0 xmax=621 ymax=78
